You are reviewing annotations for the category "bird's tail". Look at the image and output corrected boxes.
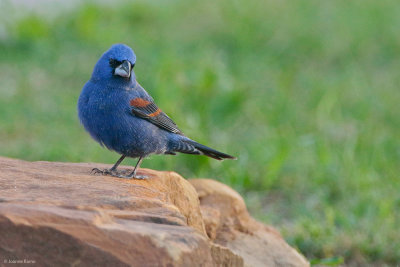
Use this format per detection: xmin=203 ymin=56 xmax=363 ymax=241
xmin=179 ymin=139 xmax=236 ymax=160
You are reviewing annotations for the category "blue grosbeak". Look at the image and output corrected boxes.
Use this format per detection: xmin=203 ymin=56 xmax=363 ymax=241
xmin=78 ymin=44 xmax=235 ymax=179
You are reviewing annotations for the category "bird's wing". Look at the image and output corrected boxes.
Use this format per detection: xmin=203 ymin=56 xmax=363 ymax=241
xmin=130 ymin=97 xmax=183 ymax=135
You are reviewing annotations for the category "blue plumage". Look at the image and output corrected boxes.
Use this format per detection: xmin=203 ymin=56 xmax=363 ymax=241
xmin=78 ymin=44 xmax=235 ymax=179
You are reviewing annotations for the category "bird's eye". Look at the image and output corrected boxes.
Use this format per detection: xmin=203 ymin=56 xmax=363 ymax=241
xmin=109 ymin=58 xmax=122 ymax=68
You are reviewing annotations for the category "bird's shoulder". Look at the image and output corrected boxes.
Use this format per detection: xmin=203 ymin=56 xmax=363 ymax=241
xmin=127 ymin=82 xmax=183 ymax=135
xmin=127 ymin=82 xmax=154 ymax=101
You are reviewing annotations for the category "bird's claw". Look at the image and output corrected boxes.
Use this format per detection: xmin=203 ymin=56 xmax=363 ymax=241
xmin=91 ymin=168 xmax=147 ymax=180
xmin=91 ymin=168 xmax=118 ymax=176
xmin=115 ymin=173 xmax=148 ymax=180
xmin=91 ymin=168 xmax=103 ymax=175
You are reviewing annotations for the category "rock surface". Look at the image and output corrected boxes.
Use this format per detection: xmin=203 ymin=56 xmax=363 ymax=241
xmin=0 ymin=156 xmax=308 ymax=267
xmin=190 ymin=179 xmax=309 ymax=267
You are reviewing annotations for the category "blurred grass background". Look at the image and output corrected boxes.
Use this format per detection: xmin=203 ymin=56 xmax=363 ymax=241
xmin=1 ymin=0 xmax=399 ymax=265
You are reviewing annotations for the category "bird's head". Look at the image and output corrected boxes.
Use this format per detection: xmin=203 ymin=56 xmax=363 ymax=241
xmin=91 ymin=43 xmax=137 ymax=83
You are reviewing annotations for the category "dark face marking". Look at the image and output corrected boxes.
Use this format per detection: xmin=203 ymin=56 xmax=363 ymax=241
xmin=109 ymin=58 xmax=122 ymax=69
xmin=109 ymin=58 xmax=135 ymax=77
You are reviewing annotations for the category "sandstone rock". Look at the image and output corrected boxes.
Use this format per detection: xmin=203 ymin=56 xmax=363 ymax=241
xmin=0 ymin=156 xmax=308 ymax=266
xmin=189 ymin=179 xmax=309 ymax=267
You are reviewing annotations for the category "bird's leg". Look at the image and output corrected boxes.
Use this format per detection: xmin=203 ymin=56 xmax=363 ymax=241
xmin=109 ymin=155 xmax=126 ymax=172
xmin=117 ymin=156 xmax=147 ymax=179
xmin=92 ymin=155 xmax=126 ymax=176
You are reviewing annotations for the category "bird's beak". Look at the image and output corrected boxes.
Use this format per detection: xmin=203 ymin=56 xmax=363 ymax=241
xmin=114 ymin=60 xmax=131 ymax=78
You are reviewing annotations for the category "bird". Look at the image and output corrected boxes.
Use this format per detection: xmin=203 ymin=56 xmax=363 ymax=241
xmin=78 ymin=44 xmax=235 ymax=179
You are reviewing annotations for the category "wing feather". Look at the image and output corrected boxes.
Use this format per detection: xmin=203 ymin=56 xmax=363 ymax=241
xmin=130 ymin=97 xmax=183 ymax=135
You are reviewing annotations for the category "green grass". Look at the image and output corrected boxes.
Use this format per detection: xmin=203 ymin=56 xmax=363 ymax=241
xmin=1 ymin=0 xmax=400 ymax=265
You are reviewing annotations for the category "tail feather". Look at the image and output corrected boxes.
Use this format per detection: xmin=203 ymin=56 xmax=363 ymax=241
xmin=183 ymin=140 xmax=236 ymax=160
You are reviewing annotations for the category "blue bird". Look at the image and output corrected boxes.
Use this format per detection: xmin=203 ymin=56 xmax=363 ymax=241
xmin=78 ymin=44 xmax=235 ymax=179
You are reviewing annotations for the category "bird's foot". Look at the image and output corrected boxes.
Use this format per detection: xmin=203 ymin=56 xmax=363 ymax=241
xmin=115 ymin=173 xmax=148 ymax=180
xmin=91 ymin=168 xmax=147 ymax=180
xmin=91 ymin=168 xmax=119 ymax=176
